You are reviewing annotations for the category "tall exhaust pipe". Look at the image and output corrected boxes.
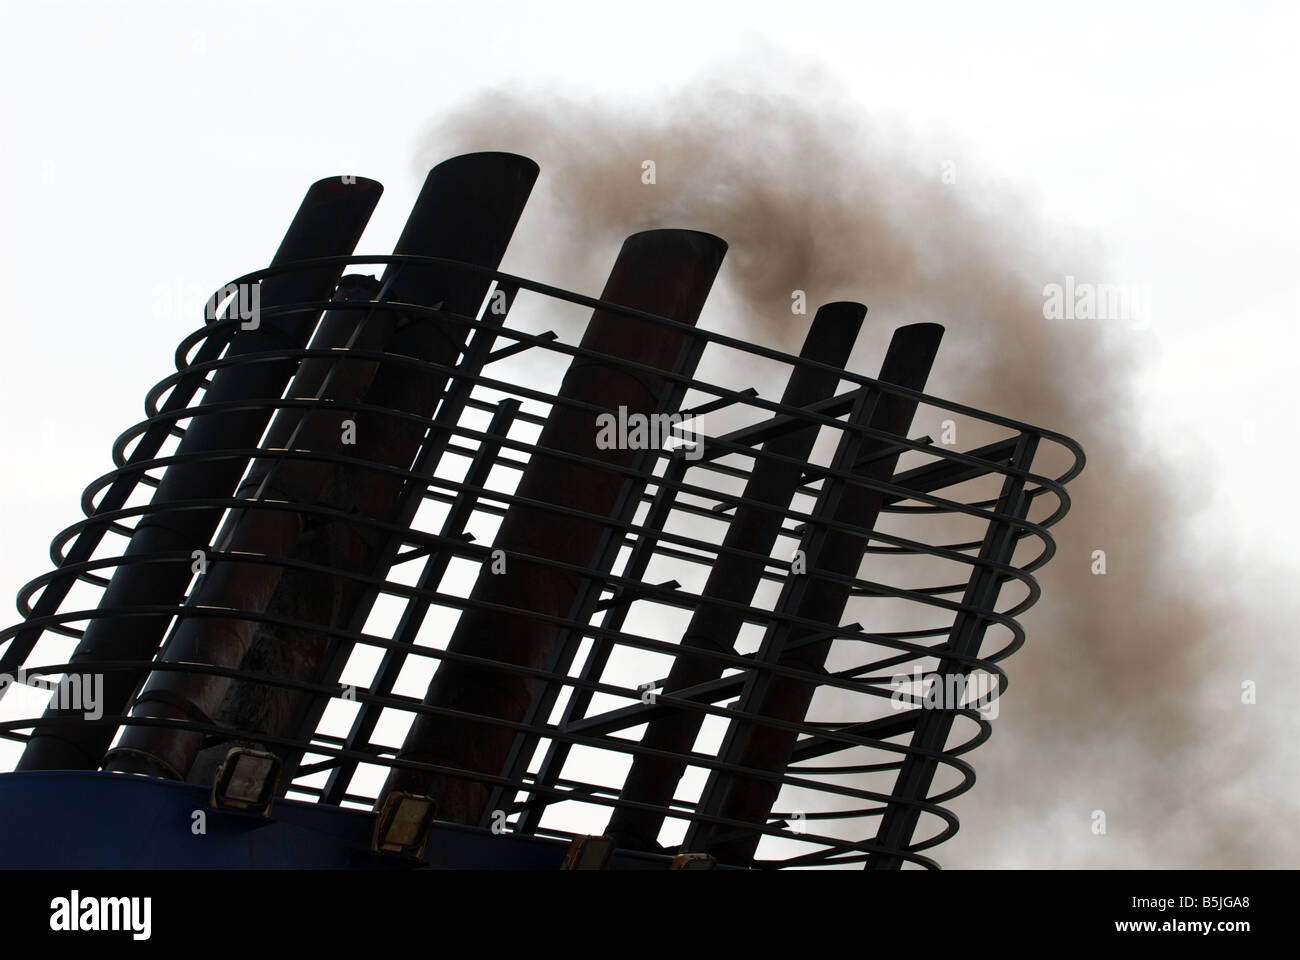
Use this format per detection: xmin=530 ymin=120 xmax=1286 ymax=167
xmin=104 ymin=154 xmax=539 ymax=781
xmin=684 ymin=322 xmax=943 ymax=865
xmin=189 ymin=156 xmax=540 ymax=785
xmin=379 ymin=229 xmax=727 ymax=824
xmin=17 ymin=176 xmax=384 ymax=771
xmin=606 ymin=302 xmax=866 ymax=851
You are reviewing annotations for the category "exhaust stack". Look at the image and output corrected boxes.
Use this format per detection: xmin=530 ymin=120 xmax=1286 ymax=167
xmin=0 ymin=156 xmax=1081 ymax=871
xmin=379 ymin=229 xmax=727 ymax=824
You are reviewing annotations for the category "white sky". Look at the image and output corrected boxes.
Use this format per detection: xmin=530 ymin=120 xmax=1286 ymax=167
xmin=1 ymin=0 xmax=1296 ymax=865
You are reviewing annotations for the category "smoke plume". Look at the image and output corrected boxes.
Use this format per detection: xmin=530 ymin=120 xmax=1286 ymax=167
xmin=415 ymin=65 xmax=1292 ymax=867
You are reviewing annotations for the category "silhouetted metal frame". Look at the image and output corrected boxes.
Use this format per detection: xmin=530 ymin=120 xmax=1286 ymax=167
xmin=0 ymin=251 xmax=1082 ymax=869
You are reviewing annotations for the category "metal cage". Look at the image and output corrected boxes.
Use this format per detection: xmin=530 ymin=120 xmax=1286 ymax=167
xmin=0 ymin=155 xmax=1082 ymax=870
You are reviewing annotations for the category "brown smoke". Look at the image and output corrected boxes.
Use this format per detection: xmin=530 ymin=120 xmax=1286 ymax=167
xmin=415 ymin=68 xmax=1291 ymax=867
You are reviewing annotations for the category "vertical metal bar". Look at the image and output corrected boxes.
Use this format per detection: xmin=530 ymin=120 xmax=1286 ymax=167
xmin=604 ymin=302 xmax=865 ymax=851
xmin=379 ymin=229 xmax=727 ymax=825
xmin=15 ymin=176 xmax=384 ymax=771
xmin=317 ymin=395 xmax=522 ymax=804
xmin=276 ymin=283 xmax=520 ymax=790
xmin=683 ymin=322 xmax=942 ymax=865
xmin=681 ymin=386 xmax=875 ymax=856
xmin=181 ymin=272 xmax=392 ymax=785
xmin=511 ymin=452 xmax=689 ymax=834
xmin=865 ymin=430 xmax=1038 ymax=869
xmin=482 ymin=326 xmax=707 ymax=830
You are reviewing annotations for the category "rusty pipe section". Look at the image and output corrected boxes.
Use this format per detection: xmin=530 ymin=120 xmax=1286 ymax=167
xmin=104 ymin=282 xmax=398 ymax=779
xmin=379 ymin=229 xmax=728 ymax=824
xmin=189 ymin=154 xmax=541 ymax=785
xmin=183 ymin=274 xmax=383 ymax=784
xmin=689 ymin=322 xmax=943 ymax=865
xmin=18 ymin=176 xmax=383 ymax=772
xmin=104 ymin=154 xmax=539 ymax=781
xmin=605 ymin=302 xmax=866 ymax=851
